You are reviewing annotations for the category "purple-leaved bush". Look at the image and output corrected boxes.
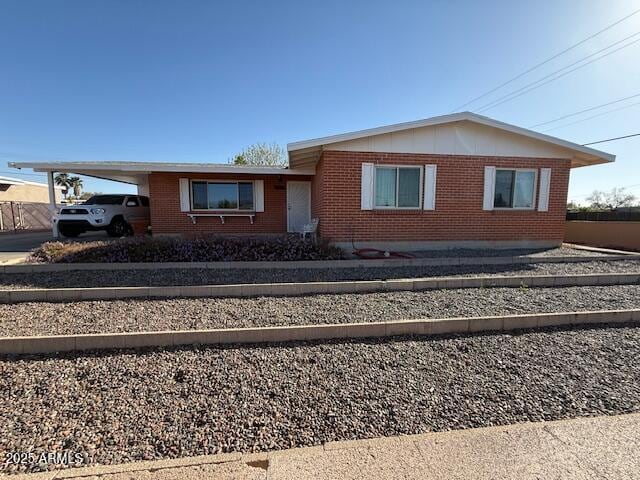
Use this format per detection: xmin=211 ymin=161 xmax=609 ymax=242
xmin=28 ymin=236 xmax=345 ymax=263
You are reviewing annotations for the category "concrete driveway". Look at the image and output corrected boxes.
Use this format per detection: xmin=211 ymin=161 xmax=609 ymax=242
xmin=0 ymin=230 xmax=109 ymax=264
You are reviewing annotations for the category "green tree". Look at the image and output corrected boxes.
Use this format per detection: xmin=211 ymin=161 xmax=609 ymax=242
xmin=232 ymin=142 xmax=287 ymax=167
xmin=54 ymin=173 xmax=71 ymax=200
xmin=69 ymin=176 xmax=83 ymax=198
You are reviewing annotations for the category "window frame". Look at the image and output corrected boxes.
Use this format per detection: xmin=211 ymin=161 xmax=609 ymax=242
xmin=373 ymin=165 xmax=424 ymax=210
xmin=493 ymin=168 xmax=538 ymax=211
xmin=189 ymin=179 xmax=256 ymax=212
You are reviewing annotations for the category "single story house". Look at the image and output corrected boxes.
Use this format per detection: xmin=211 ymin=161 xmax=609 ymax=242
xmin=9 ymin=112 xmax=614 ymax=250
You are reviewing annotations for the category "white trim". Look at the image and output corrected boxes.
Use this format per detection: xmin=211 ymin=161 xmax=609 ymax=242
xmin=286 ymin=181 xmax=311 ymax=233
xmin=8 ymin=161 xmax=314 ymax=176
xmin=360 ymin=163 xmax=374 ymax=210
xmin=423 ymin=165 xmax=437 ymax=210
xmin=538 ymin=168 xmax=551 ymax=212
xmin=254 ymin=180 xmax=265 ymax=213
xmin=189 ymin=179 xmax=256 ymax=212
xmin=179 ymin=178 xmax=190 ymax=212
xmin=483 ymin=166 xmax=496 ymax=211
xmin=287 ymin=112 xmax=615 ymax=164
xmin=493 ymin=168 xmax=538 ymax=211
xmin=0 ymin=176 xmax=64 ymax=189
xmin=373 ymin=165 xmax=423 ymax=210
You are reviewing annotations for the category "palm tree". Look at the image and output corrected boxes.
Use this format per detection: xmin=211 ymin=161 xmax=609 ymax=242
xmin=54 ymin=173 xmax=71 ymax=201
xmin=69 ymin=177 xmax=83 ymax=199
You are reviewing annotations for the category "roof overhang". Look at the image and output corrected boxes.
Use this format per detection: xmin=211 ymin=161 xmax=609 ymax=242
xmin=7 ymin=161 xmax=315 ymax=185
xmin=0 ymin=175 xmax=64 ymax=189
xmin=287 ymin=112 xmax=616 ymax=169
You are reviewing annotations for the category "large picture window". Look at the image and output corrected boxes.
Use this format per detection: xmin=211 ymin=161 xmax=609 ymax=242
xmin=494 ymin=169 xmax=536 ymax=209
xmin=191 ymin=181 xmax=254 ymax=210
xmin=374 ymin=166 xmax=422 ymax=208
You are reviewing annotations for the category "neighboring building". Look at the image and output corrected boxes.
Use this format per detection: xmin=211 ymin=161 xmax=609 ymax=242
xmin=10 ymin=112 xmax=615 ymax=249
xmin=0 ymin=176 xmax=63 ymax=203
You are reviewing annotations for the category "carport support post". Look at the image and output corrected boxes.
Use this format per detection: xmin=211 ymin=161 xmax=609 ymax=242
xmin=47 ymin=171 xmax=59 ymax=238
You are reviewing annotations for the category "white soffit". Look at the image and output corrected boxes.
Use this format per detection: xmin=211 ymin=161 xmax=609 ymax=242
xmin=287 ymin=112 xmax=615 ymax=169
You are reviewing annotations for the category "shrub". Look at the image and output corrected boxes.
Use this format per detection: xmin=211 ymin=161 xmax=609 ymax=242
xmin=28 ymin=235 xmax=345 ymax=263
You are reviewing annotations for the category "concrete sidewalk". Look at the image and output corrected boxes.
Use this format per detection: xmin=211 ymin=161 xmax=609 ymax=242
xmin=12 ymin=413 xmax=640 ymax=479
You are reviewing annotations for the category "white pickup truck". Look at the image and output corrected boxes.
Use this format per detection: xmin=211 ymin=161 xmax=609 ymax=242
xmin=54 ymin=194 xmax=150 ymax=238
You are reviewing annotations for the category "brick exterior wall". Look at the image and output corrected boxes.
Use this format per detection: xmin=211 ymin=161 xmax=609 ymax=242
xmin=148 ymin=172 xmax=312 ymax=235
xmin=313 ymin=151 xmax=570 ymax=244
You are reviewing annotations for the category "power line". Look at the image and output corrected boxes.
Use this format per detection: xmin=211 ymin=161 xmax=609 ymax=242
xmin=529 ymin=92 xmax=640 ymax=128
xmin=542 ymin=100 xmax=640 ymax=132
xmin=582 ymin=132 xmax=640 ymax=146
xmin=475 ymin=32 xmax=640 ymax=113
xmin=451 ymin=7 xmax=640 ymax=112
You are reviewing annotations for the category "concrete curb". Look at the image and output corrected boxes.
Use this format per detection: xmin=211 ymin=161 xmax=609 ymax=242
xmin=11 ymin=413 xmax=640 ymax=480
xmin=1 ymin=272 xmax=639 ymax=304
xmin=1 ymin=309 xmax=639 ymax=356
xmin=3 ymin=252 xmax=640 ymax=273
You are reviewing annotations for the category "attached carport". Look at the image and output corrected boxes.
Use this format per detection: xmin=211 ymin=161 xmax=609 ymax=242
xmin=8 ymin=161 xmax=149 ymax=237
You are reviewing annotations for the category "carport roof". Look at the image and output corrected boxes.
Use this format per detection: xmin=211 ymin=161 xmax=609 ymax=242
xmin=8 ymin=161 xmax=315 ymax=185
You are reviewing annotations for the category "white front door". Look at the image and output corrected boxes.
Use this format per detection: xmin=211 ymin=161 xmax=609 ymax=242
xmin=286 ymin=181 xmax=311 ymax=233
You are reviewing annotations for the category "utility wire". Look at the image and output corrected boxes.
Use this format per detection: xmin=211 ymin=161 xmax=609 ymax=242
xmin=543 ymin=100 xmax=640 ymax=132
xmin=582 ymin=132 xmax=640 ymax=146
xmin=529 ymin=93 xmax=640 ymax=128
xmin=475 ymin=32 xmax=640 ymax=113
xmin=451 ymin=7 xmax=640 ymax=112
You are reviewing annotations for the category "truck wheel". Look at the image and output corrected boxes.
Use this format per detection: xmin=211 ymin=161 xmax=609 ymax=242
xmin=107 ymin=218 xmax=130 ymax=237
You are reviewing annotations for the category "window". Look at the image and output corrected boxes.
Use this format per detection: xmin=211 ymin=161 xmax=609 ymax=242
xmin=191 ymin=181 xmax=254 ymax=210
xmin=494 ymin=169 xmax=536 ymax=209
xmin=140 ymin=196 xmax=149 ymax=207
xmin=374 ymin=166 xmax=422 ymax=208
xmin=125 ymin=196 xmax=139 ymax=207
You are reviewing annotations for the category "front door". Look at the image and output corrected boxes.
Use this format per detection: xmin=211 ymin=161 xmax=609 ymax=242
xmin=286 ymin=181 xmax=311 ymax=233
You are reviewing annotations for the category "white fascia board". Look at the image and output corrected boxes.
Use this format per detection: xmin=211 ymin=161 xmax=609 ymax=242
xmin=8 ymin=162 xmax=314 ymax=176
xmin=0 ymin=175 xmax=64 ymax=189
xmin=0 ymin=176 xmax=25 ymax=186
xmin=287 ymin=112 xmax=615 ymax=164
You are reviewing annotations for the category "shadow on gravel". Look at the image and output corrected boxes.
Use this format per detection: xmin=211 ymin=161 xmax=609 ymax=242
xmin=3 ymin=322 xmax=638 ymax=363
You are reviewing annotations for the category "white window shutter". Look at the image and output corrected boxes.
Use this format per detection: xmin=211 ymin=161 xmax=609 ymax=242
xmin=538 ymin=168 xmax=551 ymax=212
xmin=254 ymin=180 xmax=265 ymax=212
xmin=179 ymin=178 xmax=190 ymax=212
xmin=423 ymin=165 xmax=437 ymax=210
xmin=483 ymin=166 xmax=496 ymax=211
xmin=361 ymin=163 xmax=374 ymax=210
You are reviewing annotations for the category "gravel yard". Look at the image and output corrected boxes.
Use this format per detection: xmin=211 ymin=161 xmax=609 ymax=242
xmin=1 ymin=324 xmax=639 ymax=474
xmin=2 ymin=284 xmax=640 ymax=337
xmin=411 ymin=246 xmax=615 ymax=258
xmin=2 ymin=259 xmax=640 ymax=289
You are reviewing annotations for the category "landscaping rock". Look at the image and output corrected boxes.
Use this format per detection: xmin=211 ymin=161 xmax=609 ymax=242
xmin=1 ymin=324 xmax=639 ymax=473
xmin=2 ymin=259 xmax=639 ymax=289
xmin=1 ymin=284 xmax=639 ymax=337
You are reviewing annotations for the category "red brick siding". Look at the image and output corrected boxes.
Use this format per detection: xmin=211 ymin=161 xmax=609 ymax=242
xmin=314 ymin=151 xmax=570 ymax=243
xmin=148 ymin=173 xmax=312 ymax=235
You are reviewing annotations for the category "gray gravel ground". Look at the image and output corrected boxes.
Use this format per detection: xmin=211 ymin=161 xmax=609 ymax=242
xmin=2 ymin=259 xmax=640 ymax=289
xmin=1 ymin=324 xmax=639 ymax=474
xmin=410 ymin=246 xmax=614 ymax=258
xmin=2 ymin=284 xmax=640 ymax=337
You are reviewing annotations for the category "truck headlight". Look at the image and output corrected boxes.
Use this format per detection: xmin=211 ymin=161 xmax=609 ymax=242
xmin=90 ymin=208 xmax=106 ymax=215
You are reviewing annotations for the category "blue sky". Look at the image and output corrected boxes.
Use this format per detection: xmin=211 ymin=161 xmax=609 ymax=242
xmin=1 ymin=0 xmax=639 ymax=202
